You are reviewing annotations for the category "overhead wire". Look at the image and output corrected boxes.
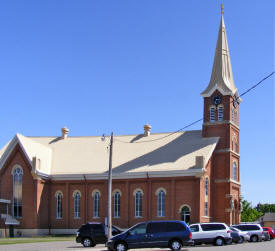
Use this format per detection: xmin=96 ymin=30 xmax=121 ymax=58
xmin=114 ymin=71 xmax=275 ymax=144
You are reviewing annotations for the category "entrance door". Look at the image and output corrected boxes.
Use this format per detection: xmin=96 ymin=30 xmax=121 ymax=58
xmin=9 ymin=225 xmax=14 ymax=237
xmin=181 ymin=206 xmax=190 ymax=224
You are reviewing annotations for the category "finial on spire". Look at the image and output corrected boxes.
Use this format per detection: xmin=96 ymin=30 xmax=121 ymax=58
xmin=221 ymin=3 xmax=224 ymax=15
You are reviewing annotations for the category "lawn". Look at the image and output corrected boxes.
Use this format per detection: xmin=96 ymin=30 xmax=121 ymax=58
xmin=0 ymin=235 xmax=75 ymax=245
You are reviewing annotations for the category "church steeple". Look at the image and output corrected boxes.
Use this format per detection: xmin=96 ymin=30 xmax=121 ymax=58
xmin=201 ymin=10 xmax=239 ymax=99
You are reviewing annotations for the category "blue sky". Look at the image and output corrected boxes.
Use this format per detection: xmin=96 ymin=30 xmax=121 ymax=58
xmin=0 ymin=0 xmax=274 ymax=206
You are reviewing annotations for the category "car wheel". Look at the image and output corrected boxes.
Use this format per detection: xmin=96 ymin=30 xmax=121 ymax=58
xmin=238 ymin=236 xmax=244 ymax=244
xmin=215 ymin=237 xmax=224 ymax=246
xmin=82 ymin=238 xmax=93 ymax=247
xmin=251 ymin=235 xmax=258 ymax=242
xmin=170 ymin=239 xmax=182 ymax=250
xmin=115 ymin=242 xmax=127 ymax=251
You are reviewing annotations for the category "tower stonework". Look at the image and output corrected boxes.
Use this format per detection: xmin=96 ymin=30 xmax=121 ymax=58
xmin=201 ymin=14 xmax=241 ymax=225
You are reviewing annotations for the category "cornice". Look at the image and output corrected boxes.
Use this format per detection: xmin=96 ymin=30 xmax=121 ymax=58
xmin=203 ymin=120 xmax=239 ymax=130
xmin=215 ymin=178 xmax=241 ymax=186
xmin=215 ymin=148 xmax=240 ymax=157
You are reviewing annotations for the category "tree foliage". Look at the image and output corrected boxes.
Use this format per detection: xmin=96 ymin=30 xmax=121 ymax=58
xmin=241 ymin=200 xmax=263 ymax=222
xmin=256 ymin=203 xmax=275 ymax=213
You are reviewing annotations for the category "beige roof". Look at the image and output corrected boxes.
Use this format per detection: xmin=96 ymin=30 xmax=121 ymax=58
xmin=261 ymin=213 xmax=275 ymax=222
xmin=0 ymin=130 xmax=219 ymax=180
xmin=201 ymin=15 xmax=240 ymax=99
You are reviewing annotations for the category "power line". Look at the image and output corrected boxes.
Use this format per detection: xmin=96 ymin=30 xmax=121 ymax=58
xmin=115 ymin=71 xmax=275 ymax=144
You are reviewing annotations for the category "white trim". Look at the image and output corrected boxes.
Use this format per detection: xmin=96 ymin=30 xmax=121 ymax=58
xmin=178 ymin=204 xmax=191 ymax=213
xmin=55 ymin=190 xmax=63 ymax=198
xmin=91 ymin=189 xmax=101 ymax=197
xmin=155 ymin=187 xmax=167 ymax=196
xmin=203 ymin=120 xmax=240 ymax=129
xmin=215 ymin=179 xmax=241 ymax=185
xmin=112 ymin=189 xmax=122 ymax=196
xmin=133 ymin=188 xmax=144 ymax=196
xmin=201 ymin=84 xmax=235 ymax=98
xmin=215 ymin=148 xmax=240 ymax=157
xmin=72 ymin=190 xmax=81 ymax=198
xmin=49 ymin=168 xmax=207 ymax=181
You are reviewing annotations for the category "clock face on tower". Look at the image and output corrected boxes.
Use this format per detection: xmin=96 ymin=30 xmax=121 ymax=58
xmin=212 ymin=95 xmax=222 ymax=105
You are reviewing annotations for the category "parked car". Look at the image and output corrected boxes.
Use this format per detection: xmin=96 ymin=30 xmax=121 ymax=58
xmin=232 ymin=223 xmax=263 ymax=242
xmin=263 ymin=227 xmax=275 ymax=240
xmin=107 ymin=220 xmax=193 ymax=251
xmin=262 ymin=229 xmax=271 ymax=241
xmin=189 ymin=222 xmax=232 ymax=246
xmin=76 ymin=222 xmax=123 ymax=247
xmin=230 ymin=227 xmax=250 ymax=243
xmin=229 ymin=227 xmax=241 ymax=243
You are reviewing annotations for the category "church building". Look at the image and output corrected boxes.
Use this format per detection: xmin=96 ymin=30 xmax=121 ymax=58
xmin=0 ymin=13 xmax=242 ymax=237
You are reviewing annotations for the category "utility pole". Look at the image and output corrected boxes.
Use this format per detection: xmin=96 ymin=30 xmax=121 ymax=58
xmin=107 ymin=132 xmax=113 ymax=242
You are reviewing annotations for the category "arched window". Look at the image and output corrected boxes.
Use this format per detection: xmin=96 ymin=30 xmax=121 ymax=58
xmin=93 ymin=192 xmax=100 ymax=218
xmin=218 ymin=105 xmax=224 ymax=121
xmin=12 ymin=167 xmax=23 ymax=218
xmin=114 ymin=192 xmax=120 ymax=218
xmin=157 ymin=190 xmax=165 ymax=217
xmin=135 ymin=191 xmax=142 ymax=217
xmin=56 ymin=192 xmax=63 ymax=219
xmin=210 ymin=107 xmax=216 ymax=122
xmin=233 ymin=162 xmax=237 ymax=181
xmin=205 ymin=178 xmax=209 ymax=196
xmin=180 ymin=206 xmax=191 ymax=224
xmin=74 ymin=191 xmax=81 ymax=219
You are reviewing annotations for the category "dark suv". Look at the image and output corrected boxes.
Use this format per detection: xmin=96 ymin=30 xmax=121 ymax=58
xmin=107 ymin=220 xmax=193 ymax=251
xmin=76 ymin=222 xmax=122 ymax=247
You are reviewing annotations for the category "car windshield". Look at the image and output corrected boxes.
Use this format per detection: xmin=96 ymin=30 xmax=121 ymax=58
xmin=230 ymin=227 xmax=238 ymax=232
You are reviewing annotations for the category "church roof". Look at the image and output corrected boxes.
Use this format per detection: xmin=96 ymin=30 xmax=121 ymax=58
xmin=201 ymin=15 xmax=239 ymax=99
xmin=0 ymin=130 xmax=219 ymax=180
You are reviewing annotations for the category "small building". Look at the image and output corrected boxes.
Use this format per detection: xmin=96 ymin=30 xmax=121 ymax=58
xmin=258 ymin=213 xmax=275 ymax=228
xmin=0 ymin=12 xmax=242 ymax=236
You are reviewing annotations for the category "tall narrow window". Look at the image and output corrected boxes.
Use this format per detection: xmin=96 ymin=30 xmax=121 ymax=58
xmin=233 ymin=162 xmax=237 ymax=181
xmin=135 ymin=191 xmax=142 ymax=217
xmin=93 ymin=192 xmax=100 ymax=218
xmin=74 ymin=191 xmax=81 ymax=219
xmin=205 ymin=178 xmax=209 ymax=196
xmin=114 ymin=192 xmax=120 ymax=218
xmin=204 ymin=202 xmax=209 ymax=216
xmin=56 ymin=192 xmax=63 ymax=219
xmin=210 ymin=107 xmax=215 ymax=122
xmin=204 ymin=177 xmax=209 ymax=216
xmin=218 ymin=106 xmax=224 ymax=121
xmin=13 ymin=167 xmax=23 ymax=218
xmin=157 ymin=190 xmax=165 ymax=217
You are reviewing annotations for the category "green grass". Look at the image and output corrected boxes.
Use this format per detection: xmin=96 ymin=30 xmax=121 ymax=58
xmin=0 ymin=235 xmax=75 ymax=245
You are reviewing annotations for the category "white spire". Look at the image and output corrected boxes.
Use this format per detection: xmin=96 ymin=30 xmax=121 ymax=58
xmin=201 ymin=14 xmax=239 ymax=98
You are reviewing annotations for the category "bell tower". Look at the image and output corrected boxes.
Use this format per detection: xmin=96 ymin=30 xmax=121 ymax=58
xmin=201 ymin=6 xmax=242 ymax=225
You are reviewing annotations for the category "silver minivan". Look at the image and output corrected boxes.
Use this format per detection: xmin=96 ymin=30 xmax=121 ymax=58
xmin=189 ymin=223 xmax=232 ymax=246
xmin=231 ymin=224 xmax=263 ymax=242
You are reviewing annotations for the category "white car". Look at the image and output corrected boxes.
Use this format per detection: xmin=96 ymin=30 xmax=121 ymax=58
xmin=189 ymin=222 xmax=232 ymax=246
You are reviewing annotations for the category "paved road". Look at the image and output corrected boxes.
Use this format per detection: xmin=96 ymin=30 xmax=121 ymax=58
xmin=0 ymin=240 xmax=274 ymax=251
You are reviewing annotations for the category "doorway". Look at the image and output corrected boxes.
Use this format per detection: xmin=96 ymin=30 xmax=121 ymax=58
xmin=180 ymin=206 xmax=191 ymax=224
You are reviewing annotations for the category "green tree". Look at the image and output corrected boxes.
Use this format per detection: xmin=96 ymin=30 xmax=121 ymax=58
xmin=256 ymin=203 xmax=275 ymax=213
xmin=241 ymin=200 xmax=263 ymax=222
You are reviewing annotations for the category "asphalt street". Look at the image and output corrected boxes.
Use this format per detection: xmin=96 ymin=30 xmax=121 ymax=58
xmin=0 ymin=240 xmax=274 ymax=251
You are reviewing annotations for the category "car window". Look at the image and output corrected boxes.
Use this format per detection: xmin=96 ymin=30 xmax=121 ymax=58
xmin=93 ymin=224 xmax=104 ymax=232
xmin=166 ymin=222 xmax=185 ymax=232
xmin=190 ymin=225 xmax=199 ymax=232
xmin=147 ymin=222 xmax=166 ymax=234
xmin=129 ymin=223 xmax=147 ymax=235
xmin=201 ymin=224 xmax=225 ymax=231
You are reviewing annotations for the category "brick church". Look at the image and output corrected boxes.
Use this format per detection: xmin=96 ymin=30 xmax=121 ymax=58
xmin=0 ymin=13 xmax=242 ymax=237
